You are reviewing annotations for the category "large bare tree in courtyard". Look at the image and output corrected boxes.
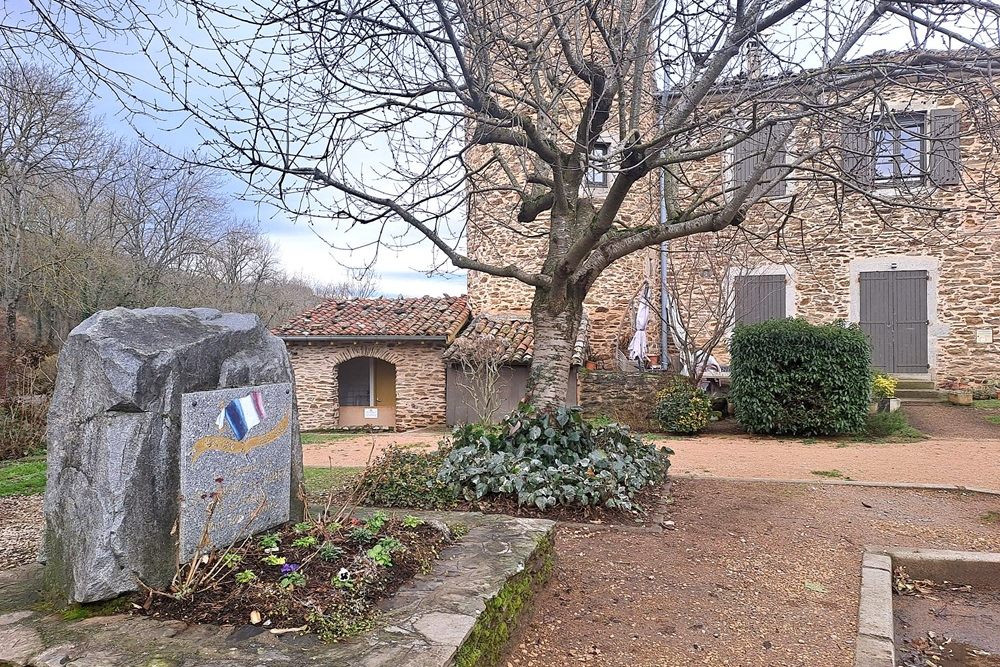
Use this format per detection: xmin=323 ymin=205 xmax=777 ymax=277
xmin=147 ymin=0 xmax=1000 ymax=409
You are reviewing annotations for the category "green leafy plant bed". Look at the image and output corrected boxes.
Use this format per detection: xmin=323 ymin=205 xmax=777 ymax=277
xmin=135 ymin=511 xmax=452 ymax=642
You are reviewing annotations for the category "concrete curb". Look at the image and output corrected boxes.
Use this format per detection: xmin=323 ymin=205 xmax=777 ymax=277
xmin=676 ymin=473 xmax=1000 ymax=496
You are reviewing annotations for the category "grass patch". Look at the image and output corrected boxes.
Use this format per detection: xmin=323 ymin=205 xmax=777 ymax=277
xmin=981 ymin=511 xmax=1000 ymax=525
xmin=0 ymin=455 xmax=46 ymax=497
xmin=811 ymin=469 xmax=850 ymax=480
xmin=854 ymin=410 xmax=925 ymax=443
xmin=985 ymin=415 xmax=1000 ymax=425
xmin=302 ymin=466 xmax=363 ymax=496
xmin=300 ymin=431 xmax=360 ymax=445
xmin=800 ymin=437 xmax=819 ymax=445
xmin=973 ymin=399 xmax=1000 ymax=409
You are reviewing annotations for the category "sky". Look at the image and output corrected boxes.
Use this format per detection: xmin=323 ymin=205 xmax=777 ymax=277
xmin=2 ymin=0 xmax=465 ymax=299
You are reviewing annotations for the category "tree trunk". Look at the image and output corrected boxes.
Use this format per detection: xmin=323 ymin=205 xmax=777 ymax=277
xmin=525 ymin=287 xmax=582 ymax=412
xmin=4 ymin=298 xmax=17 ymax=348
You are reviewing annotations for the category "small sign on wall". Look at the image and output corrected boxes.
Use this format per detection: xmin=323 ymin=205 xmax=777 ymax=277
xmin=364 ymin=407 xmax=379 ymax=419
xmin=976 ymin=328 xmax=994 ymax=344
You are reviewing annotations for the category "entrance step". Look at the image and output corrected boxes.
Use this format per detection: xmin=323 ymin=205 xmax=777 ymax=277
xmin=894 ymin=378 xmax=936 ymax=390
xmin=896 ymin=388 xmax=947 ymax=402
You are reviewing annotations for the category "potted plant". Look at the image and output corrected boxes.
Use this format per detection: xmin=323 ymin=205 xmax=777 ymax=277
xmin=942 ymin=379 xmax=974 ymax=406
xmin=871 ymin=372 xmax=898 ymax=413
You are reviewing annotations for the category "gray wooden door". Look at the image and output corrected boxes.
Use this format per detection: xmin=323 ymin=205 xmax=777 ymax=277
xmin=859 ymin=270 xmax=929 ymax=373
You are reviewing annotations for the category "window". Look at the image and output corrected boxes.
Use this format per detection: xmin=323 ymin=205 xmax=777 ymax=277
xmin=873 ymin=113 xmax=926 ymax=183
xmin=587 ymin=142 xmax=610 ymax=187
xmin=734 ymin=274 xmax=787 ymax=325
xmin=731 ymin=123 xmax=789 ymax=198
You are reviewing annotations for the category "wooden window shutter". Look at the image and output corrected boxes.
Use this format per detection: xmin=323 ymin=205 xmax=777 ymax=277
xmin=764 ymin=123 xmax=789 ymax=197
xmin=733 ymin=124 xmax=787 ymax=197
xmin=735 ymin=275 xmax=787 ymax=325
xmin=929 ymin=108 xmax=961 ymax=186
xmin=841 ymin=121 xmax=873 ymax=187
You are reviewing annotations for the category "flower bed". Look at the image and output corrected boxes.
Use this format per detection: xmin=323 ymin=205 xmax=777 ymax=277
xmin=137 ymin=511 xmax=451 ymax=641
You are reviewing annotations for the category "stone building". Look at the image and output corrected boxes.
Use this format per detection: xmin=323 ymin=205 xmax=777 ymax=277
xmin=274 ymin=296 xmax=470 ymax=430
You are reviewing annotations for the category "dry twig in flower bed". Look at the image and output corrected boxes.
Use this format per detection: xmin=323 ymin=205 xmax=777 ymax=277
xmin=136 ymin=510 xmax=451 ymax=640
xmin=135 ymin=435 xmax=452 ymax=642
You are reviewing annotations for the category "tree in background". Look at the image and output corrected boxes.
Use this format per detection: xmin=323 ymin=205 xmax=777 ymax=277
xmin=138 ymin=0 xmax=1000 ymax=410
xmin=0 ymin=62 xmax=360 ymax=354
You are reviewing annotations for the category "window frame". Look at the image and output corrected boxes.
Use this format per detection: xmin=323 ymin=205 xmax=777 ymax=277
xmin=872 ymin=112 xmax=928 ymax=185
xmin=586 ymin=141 xmax=611 ymax=187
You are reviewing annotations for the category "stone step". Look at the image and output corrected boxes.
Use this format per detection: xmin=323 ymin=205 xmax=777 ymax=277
xmin=898 ymin=396 xmax=950 ymax=404
xmin=896 ymin=388 xmax=947 ymax=400
xmin=893 ymin=378 xmax=936 ymax=390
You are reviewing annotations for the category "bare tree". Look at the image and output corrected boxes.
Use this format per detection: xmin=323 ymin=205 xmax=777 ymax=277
xmin=450 ymin=333 xmax=509 ymax=424
xmin=311 ymin=270 xmax=381 ymax=301
xmin=132 ymin=0 xmax=1000 ymax=408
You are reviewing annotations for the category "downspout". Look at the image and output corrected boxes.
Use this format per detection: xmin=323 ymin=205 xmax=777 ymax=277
xmin=658 ymin=67 xmax=671 ymax=369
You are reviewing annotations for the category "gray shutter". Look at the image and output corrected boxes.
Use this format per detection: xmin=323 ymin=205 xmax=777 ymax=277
xmin=735 ymin=275 xmax=787 ymax=325
xmin=841 ymin=121 xmax=873 ymax=187
xmin=733 ymin=125 xmax=787 ymax=197
xmin=764 ymin=123 xmax=789 ymax=197
xmin=929 ymin=108 xmax=961 ymax=186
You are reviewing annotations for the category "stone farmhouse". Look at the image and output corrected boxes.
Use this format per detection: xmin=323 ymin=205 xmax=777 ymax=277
xmin=278 ymin=51 xmax=1000 ymax=431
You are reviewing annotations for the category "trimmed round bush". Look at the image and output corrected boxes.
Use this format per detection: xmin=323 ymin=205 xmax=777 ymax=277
xmin=729 ymin=319 xmax=871 ymax=436
xmin=653 ymin=378 xmax=712 ymax=434
xmin=438 ymin=405 xmax=671 ymax=511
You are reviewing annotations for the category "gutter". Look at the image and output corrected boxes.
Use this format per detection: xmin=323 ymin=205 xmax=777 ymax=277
xmin=659 ymin=67 xmax=671 ymax=366
xmin=279 ymin=335 xmax=448 ymax=343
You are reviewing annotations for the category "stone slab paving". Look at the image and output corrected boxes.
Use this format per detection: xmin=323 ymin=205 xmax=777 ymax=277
xmin=0 ymin=511 xmax=554 ymax=667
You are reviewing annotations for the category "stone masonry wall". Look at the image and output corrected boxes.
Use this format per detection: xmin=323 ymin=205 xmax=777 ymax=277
xmin=578 ymin=370 xmax=679 ymax=431
xmin=286 ymin=340 xmax=448 ymax=431
xmin=662 ymin=84 xmax=1000 ymax=388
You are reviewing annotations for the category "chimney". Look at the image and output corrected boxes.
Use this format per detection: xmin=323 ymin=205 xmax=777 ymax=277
xmin=744 ymin=39 xmax=762 ymax=79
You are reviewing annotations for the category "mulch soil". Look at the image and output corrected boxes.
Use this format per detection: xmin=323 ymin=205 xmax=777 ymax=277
xmin=136 ymin=516 xmax=450 ymax=635
xmin=505 ymin=478 xmax=1000 ymax=667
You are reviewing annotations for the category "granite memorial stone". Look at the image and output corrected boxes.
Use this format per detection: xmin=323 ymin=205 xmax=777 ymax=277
xmin=179 ymin=382 xmax=293 ymax=562
xmin=44 ymin=307 xmax=303 ymax=603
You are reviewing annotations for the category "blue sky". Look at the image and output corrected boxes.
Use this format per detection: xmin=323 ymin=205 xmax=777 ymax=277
xmin=3 ymin=0 xmax=465 ymax=298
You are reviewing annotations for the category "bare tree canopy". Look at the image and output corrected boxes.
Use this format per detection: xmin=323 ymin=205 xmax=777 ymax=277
xmin=138 ymin=0 xmax=1000 ymax=408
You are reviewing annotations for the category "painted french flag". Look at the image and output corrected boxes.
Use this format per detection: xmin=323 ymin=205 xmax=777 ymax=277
xmin=215 ymin=391 xmax=267 ymax=441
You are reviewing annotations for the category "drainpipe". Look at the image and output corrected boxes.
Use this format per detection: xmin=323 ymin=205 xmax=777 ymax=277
xmin=658 ymin=67 xmax=671 ymax=369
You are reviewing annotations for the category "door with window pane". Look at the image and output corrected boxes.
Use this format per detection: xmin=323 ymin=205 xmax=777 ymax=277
xmin=859 ymin=271 xmax=929 ymax=374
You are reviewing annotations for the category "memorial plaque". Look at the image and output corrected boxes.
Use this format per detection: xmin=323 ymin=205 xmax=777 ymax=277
xmin=179 ymin=382 xmax=293 ymax=562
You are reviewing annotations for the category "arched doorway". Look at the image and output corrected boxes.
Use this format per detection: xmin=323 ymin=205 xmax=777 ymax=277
xmin=337 ymin=357 xmax=397 ymax=427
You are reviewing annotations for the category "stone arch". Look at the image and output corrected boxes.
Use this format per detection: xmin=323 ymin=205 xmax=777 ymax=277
xmin=328 ymin=344 xmax=406 ymax=368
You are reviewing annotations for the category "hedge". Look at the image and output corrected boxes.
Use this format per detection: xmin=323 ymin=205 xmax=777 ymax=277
xmin=729 ymin=319 xmax=871 ymax=436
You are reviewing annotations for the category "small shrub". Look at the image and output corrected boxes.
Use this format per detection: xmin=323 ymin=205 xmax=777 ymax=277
xmin=0 ymin=401 xmax=46 ymax=462
xmin=652 ymin=378 xmax=713 ymax=434
xmin=871 ymin=372 xmax=897 ymax=400
xmin=438 ymin=405 xmax=670 ymax=511
xmin=356 ymin=446 xmax=458 ymax=509
xmin=863 ymin=411 xmax=923 ymax=440
xmin=730 ymin=319 xmax=871 ymax=436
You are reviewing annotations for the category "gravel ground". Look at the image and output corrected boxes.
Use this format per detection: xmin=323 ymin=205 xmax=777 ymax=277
xmin=506 ymin=478 xmax=1000 ymax=667
xmin=302 ymin=429 xmax=441 ymax=467
xmin=0 ymin=495 xmax=42 ymax=570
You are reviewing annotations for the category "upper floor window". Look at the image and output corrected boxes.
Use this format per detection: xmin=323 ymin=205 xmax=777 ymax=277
xmin=734 ymin=274 xmax=787 ymax=325
xmin=873 ymin=113 xmax=926 ymax=183
xmin=587 ymin=142 xmax=610 ymax=187
xmin=842 ymin=108 xmax=961 ymax=188
xmin=731 ymin=123 xmax=790 ymax=198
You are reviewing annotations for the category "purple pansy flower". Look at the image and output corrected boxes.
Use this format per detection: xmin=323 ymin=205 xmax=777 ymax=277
xmin=280 ymin=563 xmax=300 ymax=574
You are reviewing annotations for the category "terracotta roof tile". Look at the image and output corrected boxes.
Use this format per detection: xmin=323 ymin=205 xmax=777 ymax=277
xmin=275 ymin=295 xmax=470 ymax=340
xmin=443 ymin=313 xmax=589 ymax=366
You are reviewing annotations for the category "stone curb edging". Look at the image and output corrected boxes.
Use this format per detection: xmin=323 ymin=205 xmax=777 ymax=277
xmin=855 ymin=553 xmax=895 ymax=667
xmin=676 ymin=473 xmax=1000 ymax=496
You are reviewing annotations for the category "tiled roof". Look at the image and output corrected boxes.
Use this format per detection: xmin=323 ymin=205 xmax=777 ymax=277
xmin=443 ymin=313 xmax=589 ymax=366
xmin=275 ymin=295 xmax=470 ymax=340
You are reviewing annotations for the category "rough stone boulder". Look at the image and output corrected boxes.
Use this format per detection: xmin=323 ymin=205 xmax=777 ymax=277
xmin=43 ymin=307 xmax=303 ymax=603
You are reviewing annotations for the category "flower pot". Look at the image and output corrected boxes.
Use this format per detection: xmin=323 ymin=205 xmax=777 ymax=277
xmin=585 ymin=360 xmax=598 ymax=371
xmin=948 ymin=391 xmax=973 ymax=406
xmin=648 ymin=354 xmax=660 ymax=366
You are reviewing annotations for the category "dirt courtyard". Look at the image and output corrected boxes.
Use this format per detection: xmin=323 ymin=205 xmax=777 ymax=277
xmin=302 ymin=404 xmax=1000 ymax=491
xmin=506 ymin=478 xmax=1000 ymax=667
